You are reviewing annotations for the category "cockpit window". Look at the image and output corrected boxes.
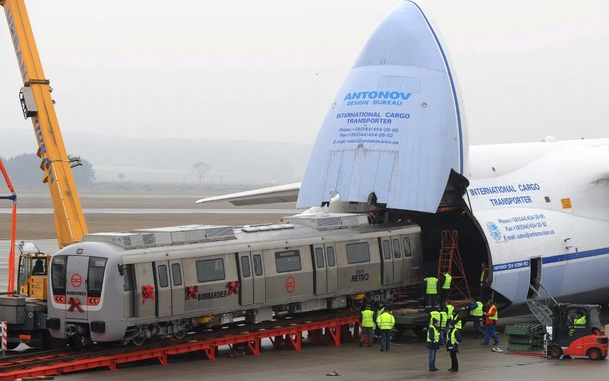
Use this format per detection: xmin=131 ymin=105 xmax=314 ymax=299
xmin=88 ymin=257 xmax=107 ymax=298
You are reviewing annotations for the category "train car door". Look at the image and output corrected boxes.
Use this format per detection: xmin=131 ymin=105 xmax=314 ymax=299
xmin=380 ymin=238 xmax=393 ymax=284
xmin=169 ymin=260 xmax=185 ymax=316
xmin=238 ymin=252 xmax=254 ymax=306
xmin=401 ymin=236 xmax=415 ymax=281
xmin=154 ymin=261 xmax=172 ymax=318
xmin=391 ymin=237 xmax=404 ymax=284
xmin=325 ymin=245 xmax=338 ymax=294
xmin=134 ymin=263 xmax=156 ymax=318
xmin=252 ymin=252 xmax=265 ymax=304
xmin=312 ymin=244 xmax=327 ymax=295
xmin=65 ymin=255 xmax=89 ymax=321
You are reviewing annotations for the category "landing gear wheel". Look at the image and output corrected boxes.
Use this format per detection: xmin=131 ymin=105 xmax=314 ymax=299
xmin=549 ymin=345 xmax=562 ymax=359
xmin=587 ymin=348 xmax=602 ymax=360
xmin=173 ymin=330 xmax=186 ymax=340
xmin=131 ymin=335 xmax=145 ymax=346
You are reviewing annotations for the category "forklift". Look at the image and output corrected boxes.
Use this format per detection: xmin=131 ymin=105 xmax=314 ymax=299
xmin=548 ymin=304 xmax=608 ymax=360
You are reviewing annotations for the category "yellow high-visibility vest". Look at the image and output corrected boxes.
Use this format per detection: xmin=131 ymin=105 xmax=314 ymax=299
xmin=377 ymin=312 xmax=395 ymax=330
xmin=425 ymin=277 xmax=438 ymax=295
xmin=448 ymin=328 xmax=458 ymax=345
xmin=429 ymin=310 xmax=441 ymax=325
xmin=442 ymin=274 xmax=452 ymax=289
xmin=427 ymin=325 xmax=440 ymax=343
xmin=361 ymin=309 xmax=374 ymax=328
xmin=470 ymin=301 xmax=484 ymax=317
xmin=439 ymin=311 xmax=448 ymax=328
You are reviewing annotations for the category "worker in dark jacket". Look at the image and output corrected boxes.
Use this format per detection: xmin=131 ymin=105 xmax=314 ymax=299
xmin=446 ymin=320 xmax=462 ymax=372
xmin=427 ymin=318 xmax=440 ymax=371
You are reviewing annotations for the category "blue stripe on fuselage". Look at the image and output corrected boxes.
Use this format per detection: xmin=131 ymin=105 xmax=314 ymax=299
xmin=493 ymin=246 xmax=609 ymax=272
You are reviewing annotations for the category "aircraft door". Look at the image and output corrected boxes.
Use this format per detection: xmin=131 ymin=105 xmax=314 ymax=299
xmin=65 ymin=256 xmax=89 ymax=321
xmin=154 ymin=261 xmax=172 ymax=318
xmin=325 ymin=245 xmax=338 ymax=293
xmin=391 ymin=237 xmax=404 ymax=284
xmin=238 ymin=253 xmax=254 ymax=306
xmin=312 ymin=244 xmax=327 ymax=295
xmin=252 ymin=252 xmax=265 ymax=304
xmin=170 ymin=261 xmax=185 ymax=316
xmin=380 ymin=239 xmax=393 ymax=284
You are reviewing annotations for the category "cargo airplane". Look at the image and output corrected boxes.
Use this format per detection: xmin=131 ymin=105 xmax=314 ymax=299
xmin=197 ymin=1 xmax=609 ymax=311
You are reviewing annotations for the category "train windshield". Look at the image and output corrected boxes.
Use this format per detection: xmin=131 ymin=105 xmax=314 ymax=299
xmin=51 ymin=256 xmax=67 ymax=295
xmin=88 ymin=257 xmax=108 ymax=298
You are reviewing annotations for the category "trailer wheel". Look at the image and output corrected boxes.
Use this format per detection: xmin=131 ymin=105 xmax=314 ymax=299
xmin=587 ymin=348 xmax=602 ymax=360
xmin=131 ymin=334 xmax=146 ymax=346
xmin=550 ymin=345 xmax=562 ymax=359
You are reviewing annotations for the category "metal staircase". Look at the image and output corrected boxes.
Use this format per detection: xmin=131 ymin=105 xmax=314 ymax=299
xmin=526 ymin=280 xmax=558 ymax=326
xmin=436 ymin=230 xmax=471 ymax=300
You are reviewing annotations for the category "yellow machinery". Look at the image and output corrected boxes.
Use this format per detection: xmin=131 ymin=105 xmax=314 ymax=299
xmin=1 ymin=0 xmax=88 ymax=299
xmin=15 ymin=242 xmax=50 ymax=300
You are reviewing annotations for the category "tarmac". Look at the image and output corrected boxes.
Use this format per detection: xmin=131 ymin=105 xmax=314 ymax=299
xmin=54 ymin=317 xmax=609 ymax=381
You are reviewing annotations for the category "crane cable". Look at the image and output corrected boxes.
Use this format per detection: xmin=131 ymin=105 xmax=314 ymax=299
xmin=0 ymin=157 xmax=17 ymax=295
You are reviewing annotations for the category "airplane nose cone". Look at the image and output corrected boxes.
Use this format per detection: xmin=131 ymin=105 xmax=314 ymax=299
xmin=354 ymin=1 xmax=446 ymax=72
xmin=298 ymin=1 xmax=466 ymax=213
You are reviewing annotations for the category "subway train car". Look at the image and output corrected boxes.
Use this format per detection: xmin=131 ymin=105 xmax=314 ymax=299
xmin=45 ymin=213 xmax=423 ymax=345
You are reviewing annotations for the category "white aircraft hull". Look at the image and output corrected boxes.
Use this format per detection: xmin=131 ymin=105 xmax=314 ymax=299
xmin=469 ymin=139 xmax=609 ymax=305
xmin=197 ymin=2 xmax=609 ymax=309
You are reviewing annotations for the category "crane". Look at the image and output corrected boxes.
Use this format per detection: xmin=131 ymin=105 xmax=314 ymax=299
xmin=1 ymin=0 xmax=88 ymax=298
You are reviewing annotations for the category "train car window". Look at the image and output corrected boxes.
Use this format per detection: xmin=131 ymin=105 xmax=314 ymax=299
xmin=123 ymin=264 xmax=134 ymax=291
xmin=403 ymin=237 xmax=412 ymax=257
xmin=171 ymin=263 xmax=183 ymax=286
xmin=346 ymin=242 xmax=370 ymax=264
xmin=315 ymin=247 xmax=325 ymax=268
xmin=158 ymin=265 xmax=169 ymax=287
xmin=196 ymin=258 xmax=225 ymax=282
xmin=51 ymin=256 xmax=66 ymax=295
xmin=240 ymin=256 xmax=251 ymax=278
xmin=392 ymin=239 xmax=402 ymax=258
xmin=88 ymin=257 xmax=108 ymax=298
xmin=382 ymin=240 xmax=391 ymax=260
xmin=327 ymin=247 xmax=336 ymax=267
xmin=275 ymin=250 xmax=301 ymax=273
xmin=253 ymin=254 xmax=263 ymax=276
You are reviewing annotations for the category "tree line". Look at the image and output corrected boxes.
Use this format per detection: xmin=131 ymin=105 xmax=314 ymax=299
xmin=1 ymin=153 xmax=95 ymax=189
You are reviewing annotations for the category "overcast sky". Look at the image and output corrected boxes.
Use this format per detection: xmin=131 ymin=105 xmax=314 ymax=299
xmin=1 ymin=0 xmax=608 ymax=151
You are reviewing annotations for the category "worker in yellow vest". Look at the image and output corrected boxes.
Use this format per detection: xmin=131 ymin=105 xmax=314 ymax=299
xmin=439 ymin=268 xmax=452 ymax=307
xmin=427 ymin=318 xmax=441 ymax=371
xmin=446 ymin=319 xmax=462 ymax=372
xmin=360 ymin=304 xmax=375 ymax=347
xmin=467 ymin=300 xmax=484 ymax=339
xmin=482 ymin=299 xmax=500 ymax=345
xmin=439 ymin=309 xmax=448 ymax=344
xmin=480 ymin=262 xmax=490 ymax=303
xmin=423 ymin=275 xmax=439 ymax=310
xmin=569 ymin=310 xmax=587 ymax=336
xmin=376 ymin=308 xmax=395 ymax=352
